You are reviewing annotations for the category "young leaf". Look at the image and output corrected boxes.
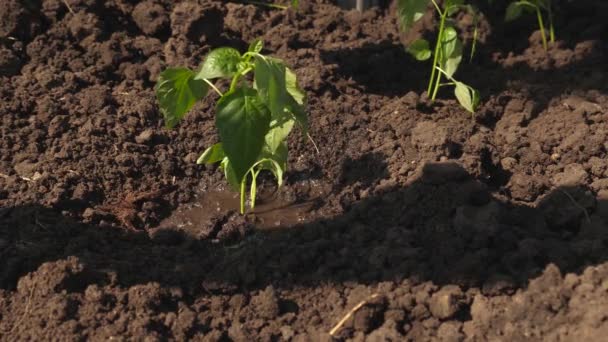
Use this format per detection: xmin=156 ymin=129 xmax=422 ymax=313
xmin=248 ymin=39 xmax=264 ymax=54
xmin=196 ymin=47 xmax=242 ymax=80
xmin=156 ymin=68 xmax=208 ymax=128
xmin=407 ymin=39 xmax=432 ymax=61
xmin=254 ymin=56 xmax=288 ymax=120
xmin=197 ymin=143 xmax=225 ymax=164
xmin=220 ymin=157 xmax=240 ymax=191
xmin=442 ymin=35 xmax=463 ymax=78
xmin=397 ymin=0 xmax=429 ymax=32
xmin=266 ymin=119 xmax=294 ymax=153
xmin=260 ymin=142 xmax=288 ymax=187
xmin=286 ymin=95 xmax=308 ymax=133
xmin=440 ymin=27 xmax=458 ymax=59
xmin=285 ymin=67 xmax=306 ymax=105
xmin=215 ymin=87 xmax=271 ymax=182
xmin=454 ymin=81 xmax=480 ymax=113
xmin=505 ymin=2 xmax=523 ymax=21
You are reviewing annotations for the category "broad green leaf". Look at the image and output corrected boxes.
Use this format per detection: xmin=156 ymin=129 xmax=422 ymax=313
xmin=254 ymin=56 xmax=288 ymax=120
xmin=196 ymin=47 xmax=242 ymax=80
xmin=266 ymin=119 xmax=294 ymax=153
xmin=220 ymin=157 xmax=240 ymax=191
xmin=285 ymin=67 xmax=306 ymax=105
xmin=454 ymin=81 xmax=480 ymax=113
xmin=505 ymin=2 xmax=523 ymax=21
xmin=397 ymin=0 xmax=429 ymax=32
xmin=156 ymin=68 xmax=208 ymax=128
xmin=197 ymin=143 xmax=225 ymax=164
xmin=216 ymin=87 xmax=271 ymax=182
xmin=248 ymin=39 xmax=263 ymax=54
xmin=406 ymin=39 xmax=432 ymax=61
xmin=442 ymin=35 xmax=463 ymax=78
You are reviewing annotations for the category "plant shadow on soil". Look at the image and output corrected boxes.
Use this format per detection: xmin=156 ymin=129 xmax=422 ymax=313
xmin=2 ymin=162 xmax=607 ymax=301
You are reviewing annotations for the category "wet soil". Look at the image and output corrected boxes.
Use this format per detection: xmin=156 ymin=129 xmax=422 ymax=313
xmin=1 ymin=0 xmax=608 ymax=340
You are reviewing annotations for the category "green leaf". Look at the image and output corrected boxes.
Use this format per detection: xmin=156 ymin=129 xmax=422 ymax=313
xmin=254 ymin=56 xmax=288 ymax=120
xmin=397 ymin=0 xmax=429 ymax=33
xmin=220 ymin=157 xmax=240 ymax=191
xmin=286 ymin=95 xmax=308 ymax=134
xmin=216 ymin=87 xmax=271 ymax=182
xmin=248 ymin=39 xmax=263 ymax=54
xmin=291 ymin=0 xmax=299 ymax=8
xmin=285 ymin=67 xmax=306 ymax=105
xmin=454 ymin=81 xmax=480 ymax=113
xmin=266 ymin=119 xmax=294 ymax=153
xmin=440 ymin=27 xmax=458 ymax=58
xmin=156 ymin=68 xmax=208 ymax=128
xmin=406 ymin=39 xmax=432 ymax=61
xmin=196 ymin=47 xmax=242 ymax=80
xmin=260 ymin=142 xmax=288 ymax=187
xmin=505 ymin=2 xmax=523 ymax=21
xmin=197 ymin=143 xmax=225 ymax=164
xmin=445 ymin=0 xmax=464 ymax=16
xmin=442 ymin=34 xmax=463 ymax=78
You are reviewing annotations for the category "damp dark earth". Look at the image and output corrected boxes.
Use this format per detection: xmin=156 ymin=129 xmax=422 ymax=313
xmin=1 ymin=0 xmax=608 ymax=340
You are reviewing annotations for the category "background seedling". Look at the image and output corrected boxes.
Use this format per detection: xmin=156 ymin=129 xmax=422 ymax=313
xmin=156 ymin=39 xmax=308 ymax=214
xmin=505 ymin=0 xmax=555 ymax=51
xmin=399 ymin=0 xmax=480 ymax=115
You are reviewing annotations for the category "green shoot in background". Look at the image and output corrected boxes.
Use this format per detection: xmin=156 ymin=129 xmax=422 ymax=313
xmin=398 ymin=0 xmax=480 ymax=115
xmin=505 ymin=0 xmax=555 ymax=51
xmin=155 ymin=39 xmax=308 ymax=214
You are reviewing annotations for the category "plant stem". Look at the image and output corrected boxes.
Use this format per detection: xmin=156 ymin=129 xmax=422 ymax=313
xmin=427 ymin=9 xmax=447 ymax=97
xmin=203 ymin=79 xmax=223 ymax=96
xmin=431 ymin=58 xmax=443 ymax=101
xmin=535 ymin=7 xmax=548 ymax=51
xmin=547 ymin=2 xmax=555 ymax=43
xmin=240 ymin=177 xmax=246 ymax=214
xmin=250 ymin=169 xmax=259 ymax=210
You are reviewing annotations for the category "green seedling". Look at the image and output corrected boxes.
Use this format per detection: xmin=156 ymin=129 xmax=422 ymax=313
xmin=505 ymin=0 xmax=554 ymax=51
xmin=399 ymin=0 xmax=480 ymax=115
xmin=155 ymin=39 xmax=308 ymax=214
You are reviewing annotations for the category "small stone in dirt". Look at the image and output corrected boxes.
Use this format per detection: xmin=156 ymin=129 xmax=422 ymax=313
xmin=437 ymin=321 xmax=464 ymax=342
xmin=13 ymin=160 xmax=38 ymax=178
xmin=411 ymin=121 xmax=448 ymax=152
xmin=429 ymin=285 xmax=464 ymax=320
xmin=552 ymin=163 xmax=588 ymax=187
xmin=500 ymin=157 xmax=517 ymax=171
xmin=507 ymin=173 xmax=547 ymax=202
xmin=133 ymin=1 xmax=169 ymax=36
xmin=251 ymin=286 xmax=280 ymax=320
xmin=135 ymin=129 xmax=155 ymax=144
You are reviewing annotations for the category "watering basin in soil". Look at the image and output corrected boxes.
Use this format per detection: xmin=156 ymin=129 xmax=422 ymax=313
xmin=159 ymin=181 xmax=328 ymax=234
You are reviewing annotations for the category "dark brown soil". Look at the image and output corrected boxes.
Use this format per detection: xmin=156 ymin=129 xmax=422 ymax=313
xmin=2 ymin=0 xmax=608 ymax=340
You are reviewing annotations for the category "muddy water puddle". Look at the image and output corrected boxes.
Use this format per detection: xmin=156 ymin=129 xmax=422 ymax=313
xmin=160 ymin=182 xmax=328 ymax=232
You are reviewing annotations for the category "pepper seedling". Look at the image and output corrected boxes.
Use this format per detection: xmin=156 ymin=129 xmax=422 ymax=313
xmin=399 ymin=0 xmax=480 ymax=115
xmin=155 ymin=39 xmax=308 ymax=214
xmin=505 ymin=0 xmax=555 ymax=52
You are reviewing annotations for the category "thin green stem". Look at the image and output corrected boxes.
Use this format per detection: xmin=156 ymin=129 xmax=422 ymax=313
xmin=431 ymin=58 xmax=443 ymax=101
xmin=427 ymin=10 xmax=447 ymax=97
xmin=203 ymin=79 xmax=223 ymax=96
xmin=250 ymin=169 xmax=260 ymax=210
xmin=229 ymin=67 xmax=253 ymax=92
xmin=240 ymin=176 xmax=246 ymax=214
xmin=547 ymin=3 xmax=555 ymax=42
xmin=430 ymin=0 xmax=443 ymax=16
xmin=535 ymin=7 xmax=548 ymax=51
